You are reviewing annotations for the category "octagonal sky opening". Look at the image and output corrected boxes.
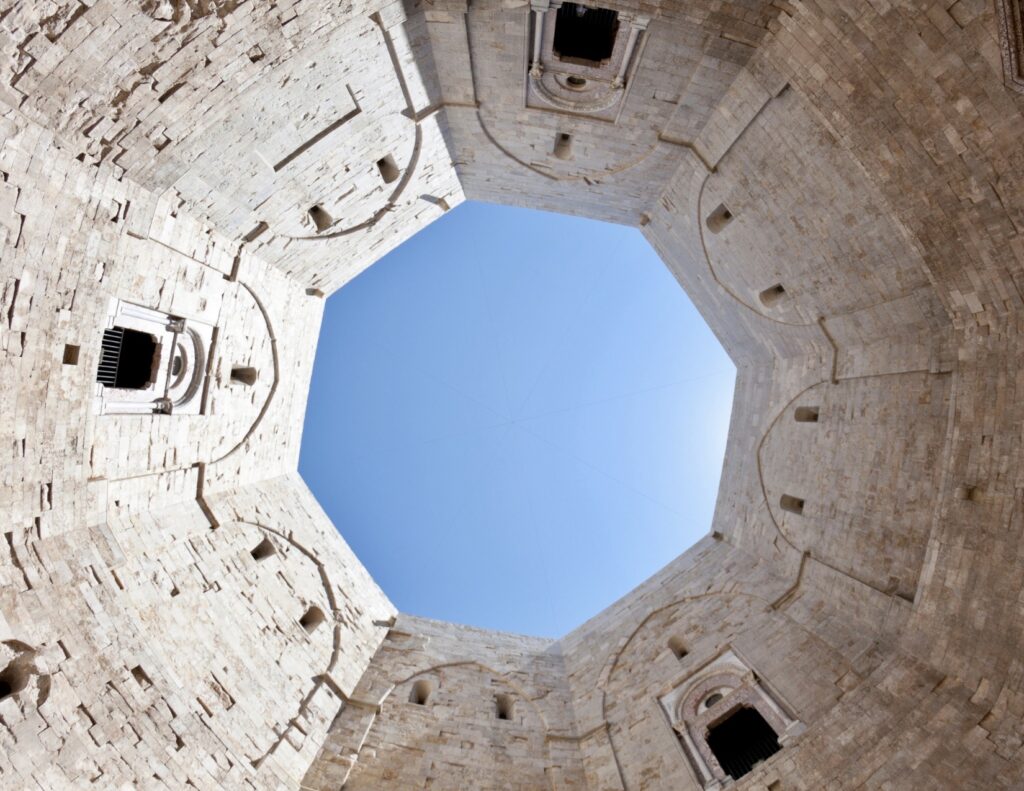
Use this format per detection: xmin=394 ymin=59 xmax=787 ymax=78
xmin=300 ymin=202 xmax=736 ymax=637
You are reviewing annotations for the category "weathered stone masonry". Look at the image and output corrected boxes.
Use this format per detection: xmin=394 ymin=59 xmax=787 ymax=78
xmin=1 ymin=0 xmax=1023 ymax=789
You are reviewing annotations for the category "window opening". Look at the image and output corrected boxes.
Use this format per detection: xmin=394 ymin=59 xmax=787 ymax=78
xmin=231 ymin=366 xmax=258 ymax=386
xmin=300 ymin=606 xmax=326 ymax=634
xmin=706 ymin=707 xmax=781 ymax=781
xmin=410 ymin=679 xmax=432 ymax=705
xmin=308 ymin=205 xmax=333 ymax=232
xmin=250 ymin=538 xmax=276 ymax=561
xmin=794 ymin=406 xmax=819 ymax=423
xmin=759 ymin=284 xmax=786 ymax=307
xmin=377 ymin=155 xmax=400 ymax=184
xmin=779 ymin=494 xmax=804 ymax=515
xmin=97 ymin=327 xmax=157 ymax=389
xmin=553 ymin=3 xmax=619 ymax=64
xmin=705 ymin=204 xmax=734 ymax=234
xmin=495 ymin=693 xmax=514 ymax=720
xmin=553 ymin=132 xmax=573 ymax=160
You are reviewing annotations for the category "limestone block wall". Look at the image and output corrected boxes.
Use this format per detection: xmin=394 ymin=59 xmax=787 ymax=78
xmin=304 ymin=614 xmax=586 ymax=790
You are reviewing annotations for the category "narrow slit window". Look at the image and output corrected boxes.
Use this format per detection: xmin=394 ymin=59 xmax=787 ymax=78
xmin=231 ymin=366 xmax=258 ymax=386
xmin=759 ymin=284 xmax=786 ymax=307
xmin=779 ymin=494 xmax=804 ymax=515
xmin=308 ymin=205 xmax=333 ymax=232
xmin=705 ymin=204 xmax=734 ymax=234
xmin=97 ymin=327 xmax=158 ymax=389
xmin=250 ymin=537 xmax=276 ymax=562
xmin=706 ymin=707 xmax=781 ymax=781
xmin=553 ymin=132 xmax=573 ymax=160
xmin=794 ymin=406 xmax=820 ymax=423
xmin=553 ymin=3 xmax=619 ymax=64
xmin=300 ymin=606 xmax=326 ymax=634
xmin=377 ymin=155 xmax=400 ymax=184
xmin=668 ymin=636 xmax=688 ymax=660
xmin=409 ymin=679 xmax=432 ymax=705
xmin=495 ymin=693 xmax=514 ymax=721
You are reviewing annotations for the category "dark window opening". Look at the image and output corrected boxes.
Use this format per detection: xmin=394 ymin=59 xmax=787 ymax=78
xmin=300 ymin=606 xmax=326 ymax=634
xmin=250 ymin=537 xmax=276 ymax=561
xmin=553 ymin=3 xmax=619 ymax=64
xmin=231 ymin=366 xmax=258 ymax=386
xmin=130 ymin=665 xmax=153 ymax=689
xmin=63 ymin=344 xmax=80 ymax=365
xmin=308 ymin=205 xmax=333 ymax=232
xmin=377 ymin=155 xmax=400 ymax=184
xmin=553 ymin=132 xmax=573 ymax=160
xmin=780 ymin=494 xmax=804 ymax=515
xmin=566 ymin=75 xmax=587 ymax=88
xmin=759 ymin=284 xmax=786 ymax=307
xmin=410 ymin=679 xmax=432 ymax=705
xmin=495 ymin=693 xmax=514 ymax=720
xmin=707 ymin=707 xmax=781 ymax=781
xmin=706 ymin=204 xmax=734 ymax=234
xmin=668 ymin=637 xmax=688 ymax=660
xmin=704 ymin=693 xmax=723 ymax=708
xmin=794 ymin=406 xmax=819 ymax=423
xmin=97 ymin=327 xmax=157 ymax=389
xmin=0 ymin=663 xmax=28 ymax=700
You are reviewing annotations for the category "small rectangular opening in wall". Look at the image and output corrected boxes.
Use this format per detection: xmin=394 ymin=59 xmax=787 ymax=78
xmin=305 ymin=287 xmax=325 ymax=298
xmin=410 ymin=679 xmax=432 ymax=705
xmin=553 ymin=132 xmax=573 ymax=160
xmin=794 ymin=406 xmax=819 ymax=423
xmin=668 ymin=637 xmax=688 ymax=660
xmin=377 ymin=155 xmax=400 ymax=184
xmin=63 ymin=344 xmax=80 ymax=365
xmin=250 ymin=537 xmax=276 ymax=561
xmin=230 ymin=366 xmax=258 ymax=386
xmin=759 ymin=284 xmax=786 ymax=307
xmin=495 ymin=693 xmax=514 ymax=720
xmin=308 ymin=205 xmax=333 ymax=232
xmin=705 ymin=203 xmax=734 ymax=234
xmin=130 ymin=665 xmax=153 ymax=689
xmin=300 ymin=606 xmax=326 ymax=634
xmin=780 ymin=494 xmax=804 ymax=515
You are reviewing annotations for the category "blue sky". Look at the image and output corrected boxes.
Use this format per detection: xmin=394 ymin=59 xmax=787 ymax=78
xmin=299 ymin=201 xmax=735 ymax=637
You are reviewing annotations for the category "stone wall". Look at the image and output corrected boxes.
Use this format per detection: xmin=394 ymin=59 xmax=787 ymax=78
xmin=2 ymin=0 xmax=1024 ymax=788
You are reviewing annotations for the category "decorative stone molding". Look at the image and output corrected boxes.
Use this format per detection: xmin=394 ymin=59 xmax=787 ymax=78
xmin=997 ymin=0 xmax=1024 ymax=93
xmin=94 ymin=298 xmax=212 ymax=416
xmin=658 ymin=649 xmax=803 ymax=789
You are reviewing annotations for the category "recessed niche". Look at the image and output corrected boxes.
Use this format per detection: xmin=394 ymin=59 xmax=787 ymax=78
xmin=377 ymin=155 xmax=400 ymax=184
xmin=794 ymin=406 xmax=820 ymax=423
xmin=231 ymin=366 xmax=258 ymax=387
xmin=130 ymin=664 xmax=153 ymax=689
xmin=553 ymin=132 xmax=573 ymax=160
xmin=495 ymin=693 xmax=514 ymax=720
xmin=705 ymin=204 xmax=734 ymax=234
xmin=668 ymin=636 xmax=688 ymax=660
xmin=779 ymin=494 xmax=804 ymax=515
xmin=300 ymin=606 xmax=327 ymax=634
xmin=409 ymin=679 xmax=432 ymax=705
xmin=308 ymin=205 xmax=334 ymax=232
xmin=250 ymin=537 xmax=276 ymax=561
xmin=759 ymin=284 xmax=786 ymax=307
